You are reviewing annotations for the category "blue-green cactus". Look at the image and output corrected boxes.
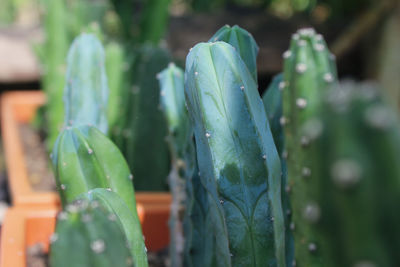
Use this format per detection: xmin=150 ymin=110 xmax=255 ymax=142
xmin=185 ymin=41 xmax=285 ymax=266
xmin=78 ymin=188 xmax=148 ymax=267
xmin=51 ymin=125 xmax=137 ymax=218
xmin=63 ymin=34 xmax=108 ymax=133
xmin=49 ymin=200 xmax=134 ymax=267
xmin=209 ymin=25 xmax=259 ymax=81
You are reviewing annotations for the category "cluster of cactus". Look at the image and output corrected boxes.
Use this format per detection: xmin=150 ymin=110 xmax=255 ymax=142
xmin=49 ymin=34 xmax=147 ymax=267
xmin=158 ymin=25 xmax=400 ymax=267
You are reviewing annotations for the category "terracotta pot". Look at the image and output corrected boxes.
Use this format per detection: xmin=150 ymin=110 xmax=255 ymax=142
xmin=1 ymin=91 xmax=171 ymax=251
xmin=0 ymin=205 xmax=148 ymax=267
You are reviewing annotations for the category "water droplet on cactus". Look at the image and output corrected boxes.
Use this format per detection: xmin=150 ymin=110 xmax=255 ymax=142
xmin=62 ymin=162 xmax=67 ymax=167
xmin=285 ymin=185 xmax=291 ymax=193
xmin=298 ymin=28 xmax=315 ymax=36
xmin=219 ymin=199 xmax=224 ymax=204
xmin=108 ymin=213 xmax=117 ymax=221
xmin=292 ymin=260 xmax=297 ymax=267
xmin=290 ymin=222 xmax=295 ymax=230
xmin=282 ymin=150 xmax=288 ymax=159
xmin=194 ymin=71 xmax=199 ymax=76
xmin=168 ymin=62 xmax=175 ymax=68
xmin=315 ymin=34 xmax=323 ymax=41
xmin=88 ymin=148 xmax=93 ymax=154
xmin=302 ymin=119 xmax=324 ymax=141
xmin=160 ymin=90 xmax=166 ymax=96
xmin=296 ymin=63 xmax=307 ymax=73
xmin=270 ymin=216 xmax=275 ymax=221
xmin=60 ymin=184 xmax=66 ymax=190
xmin=240 ymin=85 xmax=245 ymax=91
xmin=308 ymin=243 xmax=317 ymax=252
xmin=324 ymin=73 xmax=334 ymax=83
xmin=296 ymin=98 xmax=307 ymax=109
xmin=205 ymin=132 xmax=211 ymax=138
xmin=49 ymin=233 xmax=58 ymax=243
xmin=303 ymin=202 xmax=320 ymax=223
xmin=106 ymin=188 xmax=112 ymax=192
xmin=331 ymin=159 xmax=362 ymax=189
xmin=353 ymin=261 xmax=376 ymax=267
xmin=91 ymin=239 xmax=105 ymax=254
xmin=262 ymin=154 xmax=267 ymax=160
xmin=364 ymin=105 xmax=393 ymax=130
xmin=300 ymin=136 xmax=310 ymax=147
xmin=292 ymin=33 xmax=300 ymax=40
xmin=230 ymin=253 xmax=234 ymax=257
xmin=129 ymin=174 xmax=134 ymax=180
xmin=286 ymin=209 xmax=291 ymax=216
xmin=302 ymin=167 xmax=311 ymax=177
xmin=283 ymin=50 xmax=292 ymax=59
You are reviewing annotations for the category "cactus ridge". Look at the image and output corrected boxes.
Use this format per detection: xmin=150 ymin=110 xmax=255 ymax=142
xmin=49 ymin=199 xmax=133 ymax=267
xmin=185 ymin=41 xmax=285 ymax=266
xmin=209 ymin=25 xmax=259 ymax=82
xmin=63 ymin=33 xmax=109 ymax=133
xmin=78 ymin=188 xmax=148 ymax=267
xmin=52 ymin=125 xmax=137 ymax=217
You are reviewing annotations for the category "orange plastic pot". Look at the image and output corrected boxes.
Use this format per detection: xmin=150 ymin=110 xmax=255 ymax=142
xmin=1 ymin=91 xmax=171 ymax=251
xmin=0 ymin=205 xmax=147 ymax=267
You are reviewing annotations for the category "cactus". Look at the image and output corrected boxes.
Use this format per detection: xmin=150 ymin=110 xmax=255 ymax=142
xmin=51 ymin=125 xmax=137 ymax=217
xmin=281 ymin=28 xmax=338 ymax=266
xmin=105 ymin=41 xmax=130 ymax=140
xmin=158 ymin=63 xmax=191 ymax=266
xmin=262 ymin=73 xmax=294 ymax=266
xmin=185 ymin=41 xmax=285 ymax=266
xmin=78 ymin=188 xmax=148 ymax=267
xmin=121 ymin=45 xmax=171 ymax=191
xmin=49 ymin=200 xmax=134 ymax=267
xmin=294 ymin=82 xmax=400 ymax=266
xmin=209 ymin=25 xmax=259 ymax=82
xmin=63 ymin=33 xmax=108 ymax=133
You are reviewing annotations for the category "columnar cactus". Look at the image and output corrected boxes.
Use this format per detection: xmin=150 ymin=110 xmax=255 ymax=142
xmin=281 ymin=28 xmax=338 ymax=266
xmin=185 ymin=41 xmax=285 ymax=266
xmin=262 ymin=73 xmax=294 ymax=266
xmin=49 ymin=200 xmax=133 ymax=267
xmin=122 ymin=45 xmax=171 ymax=191
xmin=63 ymin=34 xmax=108 ymax=133
xmin=209 ymin=25 xmax=259 ymax=81
xmin=51 ymin=125 xmax=137 ymax=218
xmin=298 ymin=82 xmax=400 ymax=266
xmin=158 ymin=62 xmax=192 ymax=267
xmin=78 ymin=188 xmax=148 ymax=267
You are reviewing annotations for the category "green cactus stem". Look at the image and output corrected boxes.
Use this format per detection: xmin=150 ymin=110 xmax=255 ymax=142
xmin=49 ymin=199 xmax=134 ymax=267
xmin=185 ymin=41 xmax=285 ymax=266
xmin=51 ymin=125 xmax=137 ymax=218
xmin=63 ymin=33 xmax=108 ymax=133
xmin=78 ymin=188 xmax=148 ymax=267
xmin=281 ymin=28 xmax=338 ymax=266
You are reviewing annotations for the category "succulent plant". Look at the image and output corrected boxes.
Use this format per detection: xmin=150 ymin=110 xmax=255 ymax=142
xmin=78 ymin=188 xmax=148 ymax=267
xmin=262 ymin=73 xmax=294 ymax=266
xmin=158 ymin=62 xmax=191 ymax=267
xmin=185 ymin=41 xmax=285 ymax=266
xmin=281 ymin=28 xmax=338 ymax=266
xmin=51 ymin=125 xmax=137 ymax=217
xmin=49 ymin=199 xmax=134 ymax=267
xmin=121 ymin=45 xmax=171 ymax=191
xmin=291 ymin=82 xmax=400 ymax=266
xmin=63 ymin=33 xmax=108 ymax=133
xmin=209 ymin=24 xmax=259 ymax=82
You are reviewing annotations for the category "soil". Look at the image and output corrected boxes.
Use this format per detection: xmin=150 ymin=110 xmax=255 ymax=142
xmin=19 ymin=123 xmax=56 ymax=191
xmin=26 ymin=243 xmax=168 ymax=267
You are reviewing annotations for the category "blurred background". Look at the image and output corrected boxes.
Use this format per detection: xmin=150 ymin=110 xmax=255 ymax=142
xmin=0 ymin=0 xmax=398 ymax=220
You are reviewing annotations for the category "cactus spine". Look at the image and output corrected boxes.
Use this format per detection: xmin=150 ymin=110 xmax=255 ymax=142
xmin=49 ymin=200 xmax=133 ymax=267
xmin=281 ymin=28 xmax=338 ymax=266
xmin=64 ymin=34 xmax=108 ymax=133
xmin=78 ymin=188 xmax=148 ymax=267
xmin=185 ymin=41 xmax=285 ymax=266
